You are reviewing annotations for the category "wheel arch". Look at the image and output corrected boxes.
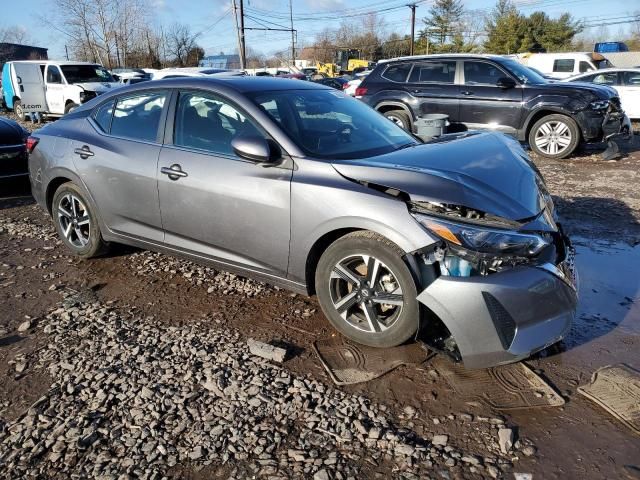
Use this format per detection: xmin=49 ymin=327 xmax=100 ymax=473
xmin=375 ymin=101 xmax=413 ymax=116
xmin=523 ymin=108 xmax=581 ymax=142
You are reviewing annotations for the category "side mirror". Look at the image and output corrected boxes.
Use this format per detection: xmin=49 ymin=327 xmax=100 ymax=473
xmin=496 ymin=77 xmax=516 ymax=89
xmin=231 ymin=135 xmax=280 ymax=163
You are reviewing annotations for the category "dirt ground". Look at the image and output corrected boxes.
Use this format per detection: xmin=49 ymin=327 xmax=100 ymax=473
xmin=1 ymin=113 xmax=639 ymax=479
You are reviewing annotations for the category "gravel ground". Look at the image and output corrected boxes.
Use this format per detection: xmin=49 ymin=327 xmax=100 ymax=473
xmin=1 ymin=111 xmax=639 ymax=479
xmin=0 ymin=292 xmax=524 ymax=480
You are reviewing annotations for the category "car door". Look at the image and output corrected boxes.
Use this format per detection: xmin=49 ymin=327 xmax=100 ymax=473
xmin=45 ymin=65 xmax=65 ymax=114
xmin=620 ymin=71 xmax=640 ymax=119
xmin=157 ymin=89 xmax=292 ymax=277
xmin=12 ymin=63 xmax=47 ymax=113
xmin=72 ymin=90 xmax=168 ymax=242
xmin=405 ymin=60 xmax=459 ymax=121
xmin=458 ymin=60 xmax=523 ymax=135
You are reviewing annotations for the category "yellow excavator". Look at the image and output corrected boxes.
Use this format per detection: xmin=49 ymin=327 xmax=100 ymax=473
xmin=314 ymin=51 xmax=375 ymax=78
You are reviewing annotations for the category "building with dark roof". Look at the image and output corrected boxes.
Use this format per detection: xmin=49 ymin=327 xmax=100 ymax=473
xmin=0 ymin=43 xmax=48 ymax=65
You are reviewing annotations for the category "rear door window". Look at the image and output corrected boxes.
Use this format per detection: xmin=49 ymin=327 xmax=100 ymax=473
xmin=622 ymin=71 xmax=640 ymax=85
xmin=92 ymin=100 xmax=114 ymax=133
xmin=592 ymin=72 xmax=619 ymax=86
xmin=46 ymin=66 xmax=63 ymax=84
xmin=381 ymin=63 xmax=412 ymax=82
xmin=408 ymin=61 xmax=456 ymax=84
xmin=553 ymin=59 xmax=575 ymax=73
xmin=110 ymin=91 xmax=167 ymax=142
xmin=463 ymin=61 xmax=504 ymax=85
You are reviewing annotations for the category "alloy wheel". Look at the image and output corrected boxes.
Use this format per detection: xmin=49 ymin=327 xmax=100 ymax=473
xmin=329 ymin=254 xmax=405 ymax=333
xmin=57 ymin=193 xmax=91 ymax=248
xmin=534 ymin=120 xmax=572 ymax=156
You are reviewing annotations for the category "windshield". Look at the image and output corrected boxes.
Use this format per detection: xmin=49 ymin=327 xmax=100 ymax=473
xmin=500 ymin=59 xmax=547 ymax=85
xmin=60 ymin=65 xmax=115 ymax=83
xmin=249 ymin=89 xmax=417 ymax=159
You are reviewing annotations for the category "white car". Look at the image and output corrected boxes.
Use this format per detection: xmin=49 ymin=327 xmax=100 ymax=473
xmin=345 ymin=71 xmax=371 ymax=97
xmin=564 ymin=68 xmax=640 ymax=119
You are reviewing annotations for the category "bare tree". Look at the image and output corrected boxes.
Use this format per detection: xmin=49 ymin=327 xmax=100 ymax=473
xmin=0 ymin=25 xmax=31 ymax=44
xmin=166 ymin=22 xmax=199 ymax=67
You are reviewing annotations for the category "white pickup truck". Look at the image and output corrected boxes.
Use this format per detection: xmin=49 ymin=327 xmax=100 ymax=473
xmin=1 ymin=61 xmax=119 ymax=119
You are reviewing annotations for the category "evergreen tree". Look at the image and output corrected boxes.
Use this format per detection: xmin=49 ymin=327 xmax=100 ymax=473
xmin=421 ymin=0 xmax=465 ymax=52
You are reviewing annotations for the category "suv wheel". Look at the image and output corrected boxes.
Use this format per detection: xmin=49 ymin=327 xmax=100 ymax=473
xmin=315 ymin=231 xmax=419 ymax=348
xmin=529 ymin=114 xmax=579 ymax=159
xmin=383 ymin=110 xmax=412 ymax=132
xmin=52 ymin=183 xmax=108 ymax=258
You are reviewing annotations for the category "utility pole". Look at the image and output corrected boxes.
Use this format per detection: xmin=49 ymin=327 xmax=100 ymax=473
xmin=239 ymin=0 xmax=246 ymax=69
xmin=65 ymin=44 xmax=70 ymax=61
xmin=408 ymin=3 xmax=416 ymax=56
xmin=289 ymin=0 xmax=295 ymax=65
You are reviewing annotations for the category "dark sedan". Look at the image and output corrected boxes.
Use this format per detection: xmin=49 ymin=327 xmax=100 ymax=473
xmin=0 ymin=117 xmax=29 ymax=181
xmin=312 ymin=77 xmax=349 ymax=90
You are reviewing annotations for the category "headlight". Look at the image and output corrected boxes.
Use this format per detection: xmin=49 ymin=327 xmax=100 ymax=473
xmin=413 ymin=214 xmax=550 ymax=257
xmin=590 ymin=100 xmax=609 ymax=111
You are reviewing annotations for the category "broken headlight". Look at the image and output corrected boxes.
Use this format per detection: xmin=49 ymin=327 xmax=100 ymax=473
xmin=413 ymin=215 xmax=549 ymax=257
xmin=590 ymin=100 xmax=609 ymax=111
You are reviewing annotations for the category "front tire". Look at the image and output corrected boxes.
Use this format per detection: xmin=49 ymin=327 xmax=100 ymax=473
xmin=528 ymin=114 xmax=579 ymax=159
xmin=315 ymin=231 xmax=420 ymax=348
xmin=52 ymin=183 xmax=107 ymax=258
xmin=64 ymin=102 xmax=78 ymax=114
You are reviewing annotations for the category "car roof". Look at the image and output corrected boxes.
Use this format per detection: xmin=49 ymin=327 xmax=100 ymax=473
xmin=103 ymin=76 xmax=331 ymax=96
xmin=378 ymin=53 xmax=505 ymax=64
xmin=9 ymin=60 xmax=102 ymax=66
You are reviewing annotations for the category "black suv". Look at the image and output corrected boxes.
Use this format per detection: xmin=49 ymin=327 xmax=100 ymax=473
xmin=357 ymin=54 xmax=630 ymax=159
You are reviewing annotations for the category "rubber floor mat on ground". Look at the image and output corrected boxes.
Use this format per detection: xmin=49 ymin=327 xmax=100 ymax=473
xmin=578 ymin=364 xmax=640 ymax=435
xmin=439 ymin=360 xmax=565 ymax=410
xmin=313 ymin=337 xmax=431 ymax=385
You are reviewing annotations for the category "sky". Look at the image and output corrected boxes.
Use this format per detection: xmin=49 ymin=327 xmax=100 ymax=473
xmin=1 ymin=0 xmax=636 ymax=61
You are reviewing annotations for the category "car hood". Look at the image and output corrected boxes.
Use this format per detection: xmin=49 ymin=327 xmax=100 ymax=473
xmin=0 ymin=117 xmax=27 ymax=144
xmin=73 ymin=82 xmax=119 ymax=93
xmin=331 ymin=132 xmax=547 ymax=222
xmin=537 ymin=80 xmax=618 ymax=99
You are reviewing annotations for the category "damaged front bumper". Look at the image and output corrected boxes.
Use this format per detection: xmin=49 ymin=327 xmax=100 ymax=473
xmin=416 ymin=248 xmax=578 ymax=369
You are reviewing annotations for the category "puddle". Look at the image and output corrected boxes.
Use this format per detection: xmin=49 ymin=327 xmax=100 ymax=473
xmin=571 ymin=237 xmax=640 ymax=341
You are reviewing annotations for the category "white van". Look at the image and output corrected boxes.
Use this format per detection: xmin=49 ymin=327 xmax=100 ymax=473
xmin=1 ymin=61 xmax=119 ymax=119
xmin=511 ymin=52 xmax=612 ymax=79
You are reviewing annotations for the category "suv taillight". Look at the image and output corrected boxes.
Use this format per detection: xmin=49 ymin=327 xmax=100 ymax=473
xmin=355 ymin=86 xmax=368 ymax=97
xmin=26 ymin=136 xmax=39 ymax=153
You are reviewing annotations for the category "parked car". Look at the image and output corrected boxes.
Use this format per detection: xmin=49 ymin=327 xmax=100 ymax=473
xmin=2 ymin=61 xmax=119 ymax=119
xmin=358 ymin=54 xmax=631 ymax=159
xmin=0 ymin=116 xmax=29 ymax=182
xmin=564 ymin=68 xmax=640 ymax=119
xmin=344 ymin=71 xmax=371 ymax=96
xmin=312 ymin=77 xmax=348 ymax=90
xmin=27 ymin=77 xmax=578 ymax=369
xmin=594 ymin=42 xmax=629 ymax=53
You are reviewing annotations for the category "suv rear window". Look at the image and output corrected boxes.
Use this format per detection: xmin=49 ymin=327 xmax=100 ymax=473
xmin=553 ymin=59 xmax=575 ymax=73
xmin=408 ymin=61 xmax=456 ymax=83
xmin=381 ymin=63 xmax=411 ymax=82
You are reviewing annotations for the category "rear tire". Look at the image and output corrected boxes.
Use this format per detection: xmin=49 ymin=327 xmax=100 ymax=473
xmin=13 ymin=99 xmax=26 ymax=121
xmin=52 ymin=183 xmax=107 ymax=259
xmin=383 ymin=110 xmax=412 ymax=132
xmin=315 ymin=231 xmax=420 ymax=348
xmin=528 ymin=114 xmax=579 ymax=159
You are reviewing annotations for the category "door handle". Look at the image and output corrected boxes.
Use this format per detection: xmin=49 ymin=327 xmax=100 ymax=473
xmin=461 ymin=91 xmax=474 ymax=96
xmin=73 ymin=146 xmax=94 ymax=159
xmin=161 ymin=164 xmax=188 ymax=180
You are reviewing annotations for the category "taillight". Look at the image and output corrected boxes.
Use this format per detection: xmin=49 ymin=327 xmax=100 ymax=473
xmin=355 ymin=86 xmax=368 ymax=97
xmin=26 ymin=136 xmax=39 ymax=153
